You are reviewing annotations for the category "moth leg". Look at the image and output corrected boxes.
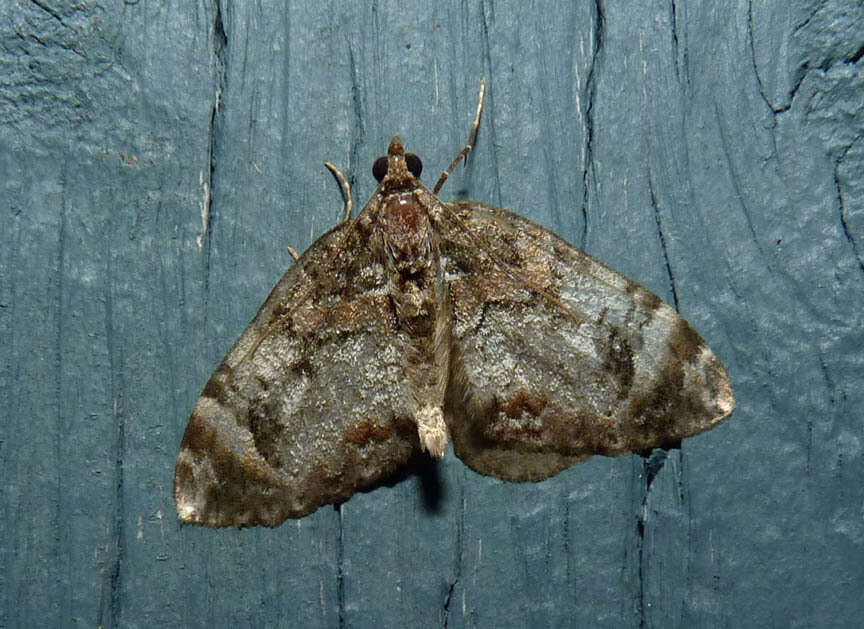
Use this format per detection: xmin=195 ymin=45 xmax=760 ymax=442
xmin=324 ymin=161 xmax=353 ymax=222
xmin=433 ymin=77 xmax=486 ymax=194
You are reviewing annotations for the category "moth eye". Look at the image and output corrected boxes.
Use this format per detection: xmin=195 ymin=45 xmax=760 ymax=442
xmin=406 ymin=153 xmax=423 ymax=178
xmin=372 ymin=156 xmax=388 ymax=182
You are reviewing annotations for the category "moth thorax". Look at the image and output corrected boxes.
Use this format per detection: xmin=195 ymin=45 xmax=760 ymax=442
xmin=380 ymin=192 xmax=433 ymax=270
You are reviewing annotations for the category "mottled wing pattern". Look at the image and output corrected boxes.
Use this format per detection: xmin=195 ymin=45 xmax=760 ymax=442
xmin=175 ymin=221 xmax=422 ymax=526
xmin=438 ymin=201 xmax=734 ymax=482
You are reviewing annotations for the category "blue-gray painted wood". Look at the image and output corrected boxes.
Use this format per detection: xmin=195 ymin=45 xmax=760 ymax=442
xmin=2 ymin=1 xmax=863 ymax=627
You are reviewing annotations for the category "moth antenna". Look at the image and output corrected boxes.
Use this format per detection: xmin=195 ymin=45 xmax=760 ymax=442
xmin=433 ymin=77 xmax=486 ymax=194
xmin=286 ymin=246 xmax=299 ymax=261
xmin=324 ymin=161 xmax=353 ymax=222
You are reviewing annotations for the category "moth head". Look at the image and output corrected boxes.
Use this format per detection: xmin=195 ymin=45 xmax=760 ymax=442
xmin=373 ymin=135 xmax=423 ymax=186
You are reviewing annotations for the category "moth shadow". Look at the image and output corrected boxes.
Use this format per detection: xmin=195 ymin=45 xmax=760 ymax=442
xmin=414 ymin=455 xmax=445 ymax=515
xmin=356 ymin=454 xmax=445 ymax=515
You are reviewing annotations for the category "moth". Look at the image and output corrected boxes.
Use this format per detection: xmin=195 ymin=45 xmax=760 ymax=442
xmin=175 ymin=82 xmax=733 ymax=527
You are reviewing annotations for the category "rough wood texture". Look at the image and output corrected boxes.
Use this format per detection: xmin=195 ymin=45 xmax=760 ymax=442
xmin=2 ymin=1 xmax=862 ymax=627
